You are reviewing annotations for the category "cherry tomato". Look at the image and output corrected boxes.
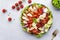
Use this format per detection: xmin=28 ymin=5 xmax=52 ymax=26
xmin=18 ymin=1 xmax=22 ymax=4
xmin=8 ymin=17 xmax=12 ymax=22
xmin=20 ymin=5 xmax=24 ymax=8
xmin=28 ymin=0 xmax=32 ymax=3
xmin=16 ymin=7 xmax=20 ymax=11
xmin=2 ymin=9 xmax=7 ymax=13
xmin=15 ymin=3 xmax=19 ymax=6
xmin=12 ymin=5 xmax=15 ymax=9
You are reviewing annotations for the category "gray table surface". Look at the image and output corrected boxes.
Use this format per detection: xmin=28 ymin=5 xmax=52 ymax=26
xmin=0 ymin=0 xmax=60 ymax=40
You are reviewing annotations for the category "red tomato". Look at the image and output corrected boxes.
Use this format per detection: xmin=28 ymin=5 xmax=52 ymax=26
xmin=16 ymin=7 xmax=20 ymax=11
xmin=41 ymin=20 xmax=47 ymax=24
xmin=15 ymin=3 xmax=19 ymax=6
xmin=28 ymin=0 xmax=32 ymax=3
xmin=20 ymin=5 xmax=24 ymax=8
xmin=18 ymin=1 xmax=22 ymax=4
xmin=36 ymin=20 xmax=44 ymax=28
xmin=46 ymin=13 xmax=49 ymax=17
xmin=28 ymin=20 xmax=32 ymax=24
xmin=45 ymin=17 xmax=49 ymax=22
xmin=33 ymin=15 xmax=37 ymax=18
xmin=28 ymin=24 xmax=32 ymax=28
xmin=38 ymin=8 xmax=43 ymax=14
xmin=36 ymin=23 xmax=42 ymax=28
xmin=33 ymin=10 xmax=38 ymax=14
xmin=8 ymin=17 xmax=12 ymax=22
xmin=37 ymin=13 xmax=40 ymax=16
xmin=12 ymin=5 xmax=15 ymax=9
xmin=2 ymin=9 xmax=7 ymax=13
xmin=28 ymin=17 xmax=32 ymax=21
xmin=32 ymin=29 xmax=39 ymax=35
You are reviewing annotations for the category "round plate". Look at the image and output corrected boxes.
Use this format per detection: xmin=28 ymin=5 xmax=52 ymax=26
xmin=21 ymin=3 xmax=53 ymax=38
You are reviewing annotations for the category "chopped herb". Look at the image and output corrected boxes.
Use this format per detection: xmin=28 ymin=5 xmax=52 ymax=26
xmin=33 ymin=18 xmax=37 ymax=23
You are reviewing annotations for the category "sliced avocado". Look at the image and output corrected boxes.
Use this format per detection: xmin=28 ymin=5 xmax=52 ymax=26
xmin=44 ymin=24 xmax=50 ymax=29
xmin=36 ymin=33 xmax=44 ymax=38
xmin=38 ymin=28 xmax=44 ymax=30
xmin=47 ymin=8 xmax=50 ymax=13
xmin=48 ymin=12 xmax=53 ymax=18
xmin=44 ymin=19 xmax=52 ymax=29
xmin=47 ymin=18 xmax=53 ymax=25
xmin=21 ymin=22 xmax=25 ymax=26
xmin=22 ymin=12 xmax=25 ymax=15
xmin=37 ymin=4 xmax=42 ymax=8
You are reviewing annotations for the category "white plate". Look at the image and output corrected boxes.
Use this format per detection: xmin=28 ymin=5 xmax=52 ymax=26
xmin=0 ymin=0 xmax=60 ymax=40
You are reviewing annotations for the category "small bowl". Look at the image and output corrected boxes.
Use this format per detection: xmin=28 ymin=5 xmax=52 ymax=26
xmin=52 ymin=0 xmax=60 ymax=9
